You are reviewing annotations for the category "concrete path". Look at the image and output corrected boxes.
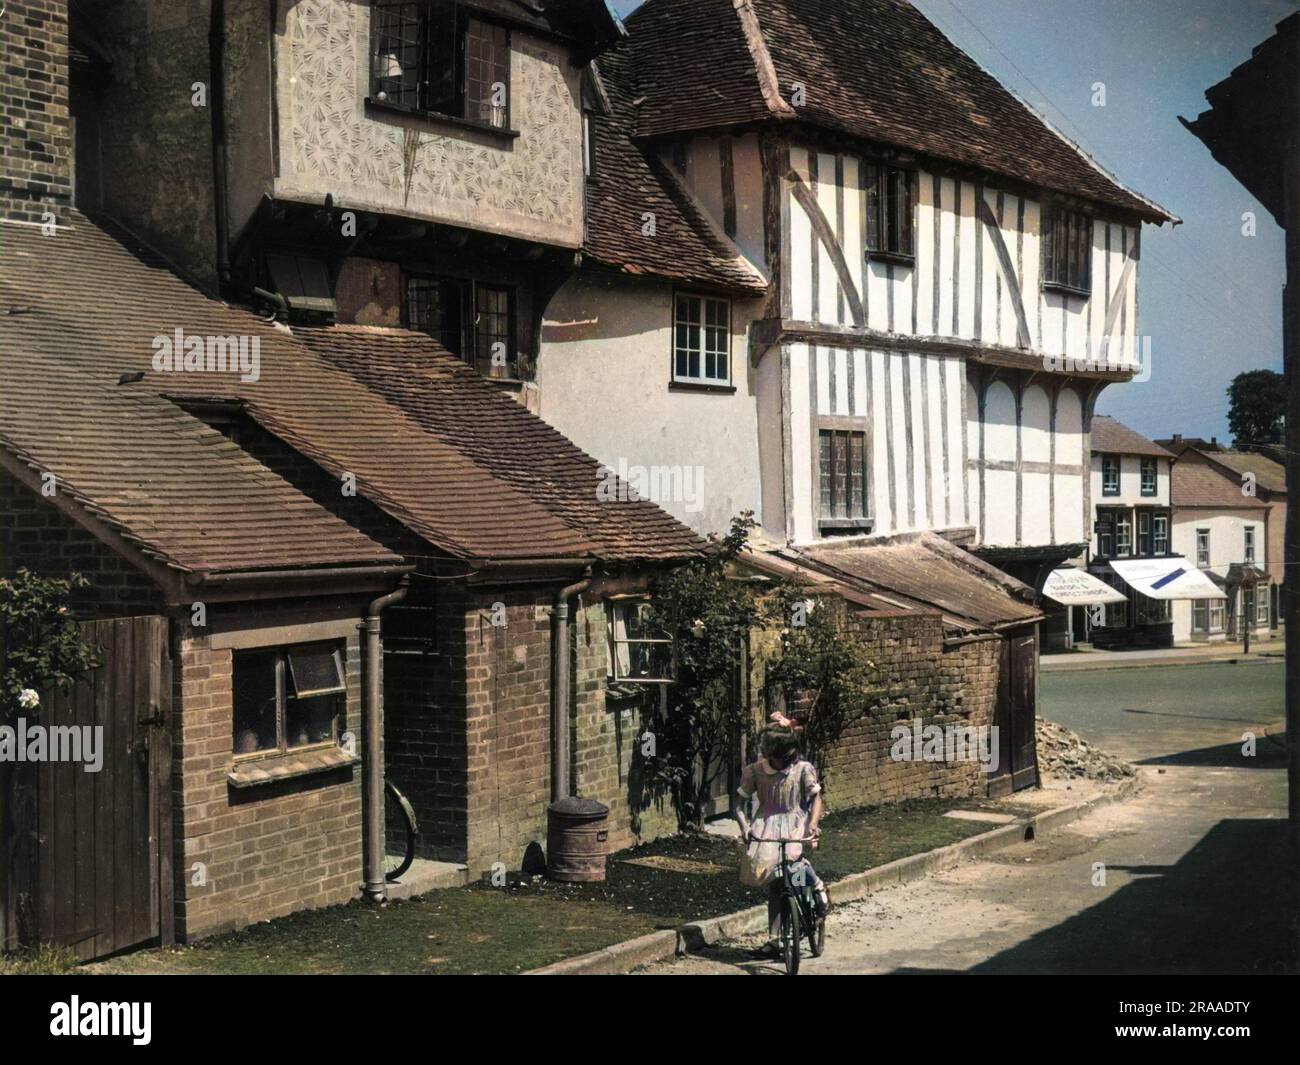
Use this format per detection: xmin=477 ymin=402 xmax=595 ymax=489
xmin=642 ymin=661 xmax=1295 ymax=975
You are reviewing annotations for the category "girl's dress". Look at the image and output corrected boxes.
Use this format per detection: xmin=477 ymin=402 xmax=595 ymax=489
xmin=737 ymin=756 xmax=821 ymax=887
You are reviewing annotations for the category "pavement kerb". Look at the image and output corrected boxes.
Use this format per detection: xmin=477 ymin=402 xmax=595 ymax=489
xmin=1042 ymin=652 xmax=1282 ymax=674
xmin=525 ymin=775 xmax=1143 ymax=975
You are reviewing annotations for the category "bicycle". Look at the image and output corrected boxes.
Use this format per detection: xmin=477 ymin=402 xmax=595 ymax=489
xmin=383 ymin=779 xmax=419 ymax=882
xmin=754 ymin=835 xmax=826 ymax=975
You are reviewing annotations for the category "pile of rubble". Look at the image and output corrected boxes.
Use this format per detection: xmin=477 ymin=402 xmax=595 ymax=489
xmin=1035 ymin=718 xmax=1135 ymax=782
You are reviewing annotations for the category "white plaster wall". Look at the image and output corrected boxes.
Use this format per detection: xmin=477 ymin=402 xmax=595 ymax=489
xmin=537 ymin=276 xmax=766 ymax=539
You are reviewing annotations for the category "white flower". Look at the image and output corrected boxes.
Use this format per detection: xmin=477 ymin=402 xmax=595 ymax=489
xmin=17 ymin=688 xmax=39 ymax=711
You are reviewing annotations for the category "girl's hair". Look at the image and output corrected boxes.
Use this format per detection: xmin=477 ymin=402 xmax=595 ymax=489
xmin=761 ymin=726 xmax=800 ymax=763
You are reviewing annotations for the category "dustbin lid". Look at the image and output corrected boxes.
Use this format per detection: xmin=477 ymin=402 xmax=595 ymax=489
xmin=548 ymin=796 xmax=609 ymax=818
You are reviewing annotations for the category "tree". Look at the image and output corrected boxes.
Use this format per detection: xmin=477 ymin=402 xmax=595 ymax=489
xmin=1227 ymin=369 xmax=1285 ymax=456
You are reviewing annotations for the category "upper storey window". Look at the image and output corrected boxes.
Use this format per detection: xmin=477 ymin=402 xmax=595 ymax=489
xmin=1042 ymin=203 xmax=1092 ymax=296
xmin=865 ymin=164 xmax=915 ymax=262
xmin=370 ymin=2 xmax=511 ymax=131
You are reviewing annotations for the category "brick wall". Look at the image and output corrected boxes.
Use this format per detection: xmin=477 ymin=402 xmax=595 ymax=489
xmin=0 ymin=0 xmax=72 ymax=225
xmin=754 ymin=606 xmax=1003 ymax=809
xmin=0 ymin=468 xmax=164 ymax=616
xmin=172 ymin=626 xmax=366 ymax=941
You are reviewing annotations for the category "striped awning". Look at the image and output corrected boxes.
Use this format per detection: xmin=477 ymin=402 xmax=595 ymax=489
xmin=1109 ymin=557 xmax=1227 ymax=600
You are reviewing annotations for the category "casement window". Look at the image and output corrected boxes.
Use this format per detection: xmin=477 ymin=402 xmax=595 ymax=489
xmin=383 ymin=576 xmax=437 ymax=657
xmin=1196 ymin=528 xmax=1211 ymax=568
xmin=233 ymin=642 xmax=346 ymax=758
xmin=818 ymin=428 xmax=870 ymax=529
xmin=1210 ymin=599 xmax=1226 ymax=630
xmin=1192 ymin=599 xmax=1209 ymax=633
xmin=406 ymin=275 xmax=517 ymax=379
xmin=1135 ymin=594 xmax=1171 ymax=625
xmin=1101 ymin=455 xmax=1120 ymax=496
xmin=1096 ymin=508 xmax=1119 ymax=557
xmin=1244 ymin=526 xmax=1256 ymax=564
xmin=474 ymin=283 xmax=516 ymax=379
xmin=1136 ymin=511 xmax=1152 ymax=556
xmin=1042 ymin=203 xmax=1093 ymax=296
xmin=865 ymin=164 xmax=915 ymax=260
xmin=607 ymin=599 xmax=675 ymax=684
xmin=370 ymin=1 xmax=511 ymax=130
xmin=1153 ymin=513 xmax=1169 ymax=555
xmin=673 ymin=293 xmax=731 ymax=385
xmin=1140 ymin=458 xmax=1157 ymax=497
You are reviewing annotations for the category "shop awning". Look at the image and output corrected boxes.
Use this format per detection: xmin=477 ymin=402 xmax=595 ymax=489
xmin=1109 ymin=557 xmax=1227 ymax=600
xmin=1042 ymin=567 xmax=1127 ymax=606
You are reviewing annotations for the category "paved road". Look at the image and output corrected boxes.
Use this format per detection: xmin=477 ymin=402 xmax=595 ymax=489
xmin=643 ymin=660 xmax=1295 ymax=974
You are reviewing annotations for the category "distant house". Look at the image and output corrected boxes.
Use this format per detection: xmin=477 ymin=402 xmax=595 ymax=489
xmin=1080 ymin=417 xmax=1179 ymax=649
xmin=1170 ymin=448 xmax=1278 ymax=644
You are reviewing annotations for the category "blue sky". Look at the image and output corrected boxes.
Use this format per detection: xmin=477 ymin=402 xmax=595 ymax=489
xmin=608 ymin=0 xmax=1294 ymax=443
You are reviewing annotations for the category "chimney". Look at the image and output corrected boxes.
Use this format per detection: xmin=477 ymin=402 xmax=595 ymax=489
xmin=0 ymin=1 xmax=72 ymax=226
xmin=1173 ymin=434 xmax=1183 ymax=444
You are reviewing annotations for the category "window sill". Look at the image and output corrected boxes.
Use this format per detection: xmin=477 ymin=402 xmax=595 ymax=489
xmin=669 ymin=380 xmax=736 ymax=395
xmin=819 ymin=519 xmax=874 ymax=534
xmin=364 ymin=97 xmax=520 ymax=140
xmin=228 ymin=746 xmax=359 ymax=789
xmin=867 ymin=251 xmax=916 ymax=267
xmin=1041 ymin=281 xmax=1092 ymax=299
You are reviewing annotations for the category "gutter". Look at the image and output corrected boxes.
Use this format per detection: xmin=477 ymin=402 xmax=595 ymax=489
xmin=363 ymin=577 xmax=409 ymax=903
xmin=551 ymin=568 xmax=592 ymax=802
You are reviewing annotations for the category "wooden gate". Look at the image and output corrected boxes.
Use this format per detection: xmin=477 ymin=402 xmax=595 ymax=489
xmin=2 ymin=615 xmax=173 ymax=959
xmin=989 ymin=626 xmax=1040 ymax=797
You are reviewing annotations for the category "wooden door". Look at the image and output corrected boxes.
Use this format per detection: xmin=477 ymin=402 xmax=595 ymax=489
xmin=988 ymin=627 xmax=1040 ymax=796
xmin=3 ymin=616 xmax=172 ymax=959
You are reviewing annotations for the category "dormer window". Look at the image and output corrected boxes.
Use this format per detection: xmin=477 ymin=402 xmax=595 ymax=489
xmin=370 ymin=1 xmax=510 ymax=131
xmin=1042 ymin=203 xmax=1093 ymax=296
xmin=865 ymin=164 xmax=915 ymax=262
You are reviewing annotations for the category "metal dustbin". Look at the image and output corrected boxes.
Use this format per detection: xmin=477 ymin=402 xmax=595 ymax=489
xmin=546 ymin=797 xmax=610 ymax=882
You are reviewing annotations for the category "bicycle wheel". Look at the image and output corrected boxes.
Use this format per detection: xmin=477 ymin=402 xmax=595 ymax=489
xmin=807 ymin=901 xmax=826 ymax=957
xmin=779 ymin=893 xmax=801 ymax=975
xmin=383 ymin=779 xmax=419 ymax=882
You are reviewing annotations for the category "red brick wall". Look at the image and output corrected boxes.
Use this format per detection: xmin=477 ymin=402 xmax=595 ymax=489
xmin=172 ymin=626 xmax=366 ymax=941
xmin=0 ymin=468 xmax=163 ymax=616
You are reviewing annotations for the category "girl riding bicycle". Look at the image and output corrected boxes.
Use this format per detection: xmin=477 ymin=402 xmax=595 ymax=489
xmin=735 ymin=723 xmax=829 ymax=956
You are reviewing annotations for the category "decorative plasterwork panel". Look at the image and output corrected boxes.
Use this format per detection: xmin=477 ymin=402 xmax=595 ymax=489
xmin=276 ymin=0 xmax=583 ymax=247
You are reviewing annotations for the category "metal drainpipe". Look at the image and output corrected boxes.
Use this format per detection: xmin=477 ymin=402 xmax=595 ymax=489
xmin=363 ymin=578 xmax=408 ymax=903
xmin=551 ymin=569 xmax=592 ymax=803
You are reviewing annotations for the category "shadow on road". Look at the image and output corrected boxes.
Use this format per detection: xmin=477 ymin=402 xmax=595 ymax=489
xmin=948 ymin=817 xmax=1299 ymax=974
xmin=1136 ymin=732 xmax=1289 ymax=769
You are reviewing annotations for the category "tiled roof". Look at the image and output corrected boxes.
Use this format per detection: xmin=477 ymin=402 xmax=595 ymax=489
xmin=792 ymin=532 xmax=1044 ymax=632
xmin=296 ymin=325 xmax=710 ymax=563
xmin=1198 ymin=449 xmax=1286 ymax=496
xmin=1090 ymin=416 xmax=1174 ymax=458
xmin=623 ymin=0 xmax=1175 ymax=223
xmin=584 ymin=42 xmax=769 ymax=293
xmin=0 ymin=213 xmax=706 ymax=569
xmin=1171 ymin=457 xmax=1271 ymax=510
xmin=0 ymin=344 xmax=398 ymax=577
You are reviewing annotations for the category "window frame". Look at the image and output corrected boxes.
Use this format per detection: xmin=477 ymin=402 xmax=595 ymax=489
xmin=473 ymin=281 xmax=518 ymax=380
xmin=232 ymin=641 xmax=346 ymax=762
xmin=1136 ymin=510 xmax=1152 ymax=556
xmin=671 ymin=291 xmax=732 ymax=387
xmin=1256 ymin=587 xmax=1271 ymax=626
xmin=368 ymin=0 xmax=514 ymax=134
xmin=1140 ymin=457 xmax=1157 ymax=497
xmin=606 ymin=597 xmax=676 ymax=685
xmin=1101 ymin=454 xmax=1120 ymax=496
xmin=1196 ymin=528 xmax=1211 ymax=568
xmin=1041 ymin=201 xmax=1093 ymax=297
xmin=405 ymin=273 xmax=518 ymax=379
xmin=1152 ymin=512 xmax=1170 ymax=555
xmin=865 ymin=163 xmax=916 ymax=263
xmin=817 ymin=421 xmax=872 ymax=532
xmin=1244 ymin=526 xmax=1256 ymax=564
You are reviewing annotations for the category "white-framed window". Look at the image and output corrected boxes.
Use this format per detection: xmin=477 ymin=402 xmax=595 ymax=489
xmin=1196 ymin=528 xmax=1211 ymax=567
xmin=1192 ymin=599 xmax=1226 ymax=633
xmin=1115 ymin=512 xmax=1133 ymax=557
xmin=673 ymin=293 xmax=731 ymax=385
xmin=232 ymin=642 xmax=346 ymax=758
xmin=1153 ymin=514 xmax=1169 ymax=555
xmin=1101 ymin=455 xmax=1120 ymax=496
xmin=1210 ymin=599 xmax=1225 ymax=631
xmin=1140 ymin=458 xmax=1157 ymax=496
xmin=1244 ymin=526 xmax=1256 ymax=564
xmin=607 ymin=598 xmax=675 ymax=684
xmin=1257 ymin=588 xmax=1271 ymax=626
